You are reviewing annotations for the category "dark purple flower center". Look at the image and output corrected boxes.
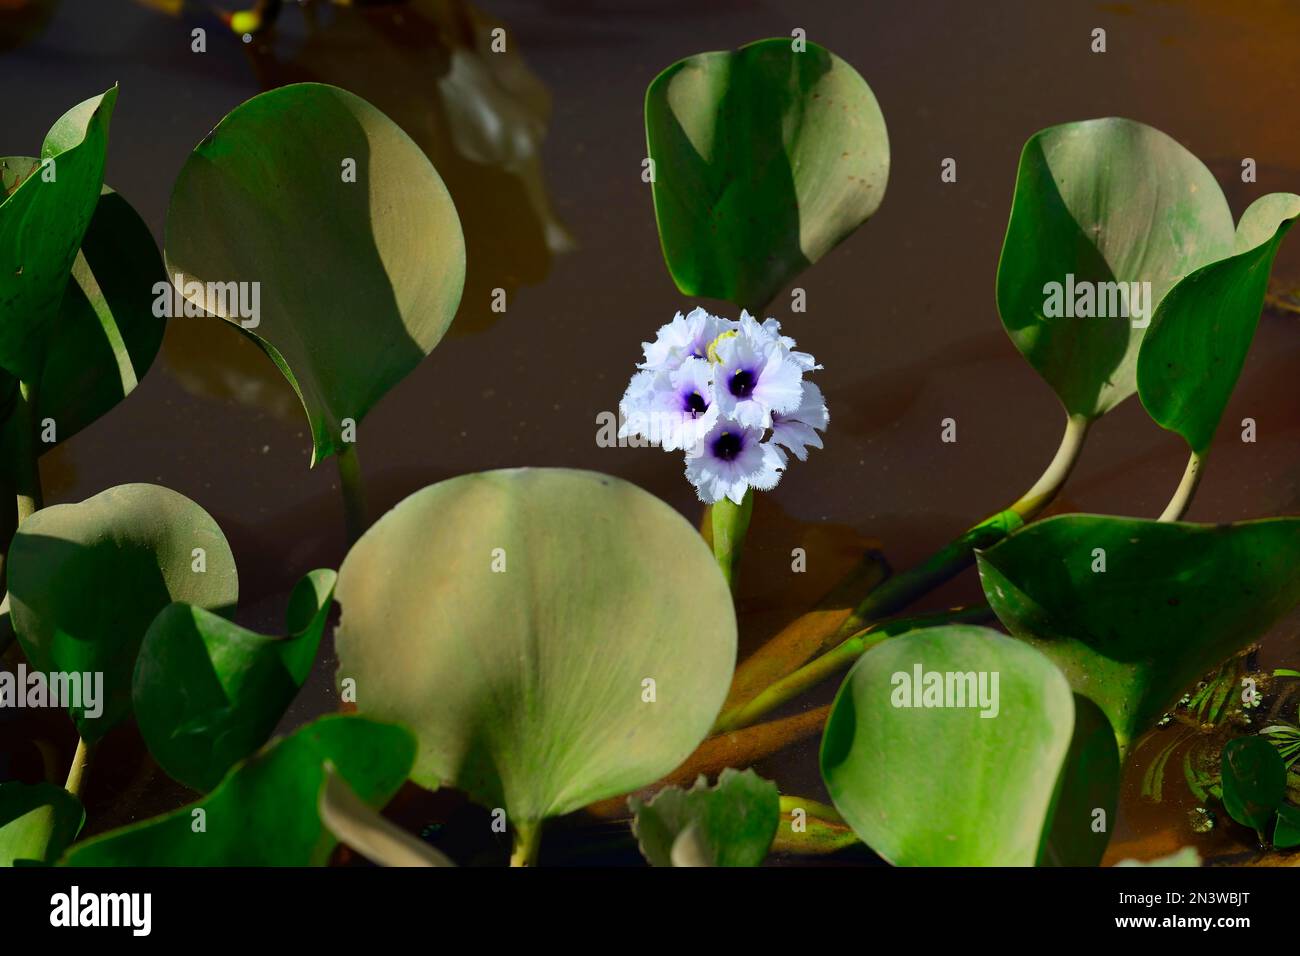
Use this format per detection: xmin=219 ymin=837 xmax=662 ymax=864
xmin=683 ymin=390 xmax=708 ymax=416
xmin=729 ymin=367 xmax=757 ymax=399
xmin=712 ymin=430 xmax=743 ymax=462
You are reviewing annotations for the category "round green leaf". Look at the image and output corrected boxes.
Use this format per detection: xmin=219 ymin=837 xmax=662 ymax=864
xmin=8 ymin=483 xmax=238 ymax=741
xmin=334 ymin=468 xmax=737 ymax=825
xmin=0 ymin=174 xmax=166 ymax=482
xmin=1138 ymin=192 xmax=1300 ymax=454
xmin=976 ymin=514 xmax=1300 ymax=755
xmin=645 ymin=38 xmax=888 ymax=310
xmin=996 ymin=118 xmax=1235 ymax=419
xmin=61 ymin=715 xmax=414 ymax=866
xmin=629 ymin=768 xmax=779 ymax=867
xmin=0 ymin=88 xmax=116 ymax=382
xmin=0 ymin=781 xmax=84 ymax=867
xmin=132 ymin=569 xmax=336 ymax=792
xmin=164 ymin=82 xmax=466 ymax=465
xmin=820 ymin=625 xmax=1074 ymax=866
xmin=1220 ymin=737 xmax=1286 ymax=835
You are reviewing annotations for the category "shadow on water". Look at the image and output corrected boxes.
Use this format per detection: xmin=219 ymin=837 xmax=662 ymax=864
xmin=161 ymin=0 xmax=573 ymax=433
xmin=243 ymin=0 xmax=570 ymax=334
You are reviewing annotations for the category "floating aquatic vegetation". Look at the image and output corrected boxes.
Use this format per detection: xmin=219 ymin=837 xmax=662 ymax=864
xmin=5 ymin=23 xmax=1300 ymax=878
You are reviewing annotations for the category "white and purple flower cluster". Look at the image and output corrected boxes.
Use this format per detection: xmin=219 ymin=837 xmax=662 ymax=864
xmin=618 ymin=307 xmax=828 ymax=505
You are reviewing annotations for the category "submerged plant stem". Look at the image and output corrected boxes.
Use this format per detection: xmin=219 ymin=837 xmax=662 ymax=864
xmin=64 ymin=737 xmax=91 ymax=799
xmin=823 ymin=412 xmax=1090 ymax=649
xmin=12 ymin=379 xmax=43 ymax=523
xmin=713 ymin=605 xmax=994 ymax=732
xmin=1158 ymin=450 xmax=1203 ymax=522
xmin=708 ymin=489 xmax=753 ymax=591
xmin=336 ymin=443 xmax=366 ymax=545
xmin=510 ymin=820 xmax=542 ymax=867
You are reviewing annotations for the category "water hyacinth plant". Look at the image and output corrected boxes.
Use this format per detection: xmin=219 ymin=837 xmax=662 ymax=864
xmin=3 ymin=18 xmax=1300 ymax=880
xmin=624 ymin=39 xmax=1300 ymax=867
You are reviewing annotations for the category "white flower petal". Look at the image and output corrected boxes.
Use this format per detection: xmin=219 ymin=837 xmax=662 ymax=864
xmin=731 ymin=398 xmax=771 ymax=430
xmin=747 ymin=442 xmax=785 ymax=491
xmin=617 ymin=369 xmax=661 ymax=440
xmin=770 ymin=420 xmax=823 ymax=461
xmin=639 ymin=312 xmax=691 ymax=370
xmin=683 ymin=417 xmax=783 ymax=503
xmin=788 ymin=380 xmax=829 ymax=429
xmin=752 ymin=350 xmax=805 ymax=415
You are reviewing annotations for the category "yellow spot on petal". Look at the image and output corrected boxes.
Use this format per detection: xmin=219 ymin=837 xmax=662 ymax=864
xmin=706 ymin=330 xmax=737 ymax=364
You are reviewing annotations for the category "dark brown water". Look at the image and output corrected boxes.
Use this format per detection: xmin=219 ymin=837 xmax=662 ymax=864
xmin=3 ymin=0 xmax=1299 ymax=864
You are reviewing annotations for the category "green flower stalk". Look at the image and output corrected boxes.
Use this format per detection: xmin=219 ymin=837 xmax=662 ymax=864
xmin=618 ymin=308 xmax=828 ymax=591
xmin=708 ymin=490 xmax=752 ymax=590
